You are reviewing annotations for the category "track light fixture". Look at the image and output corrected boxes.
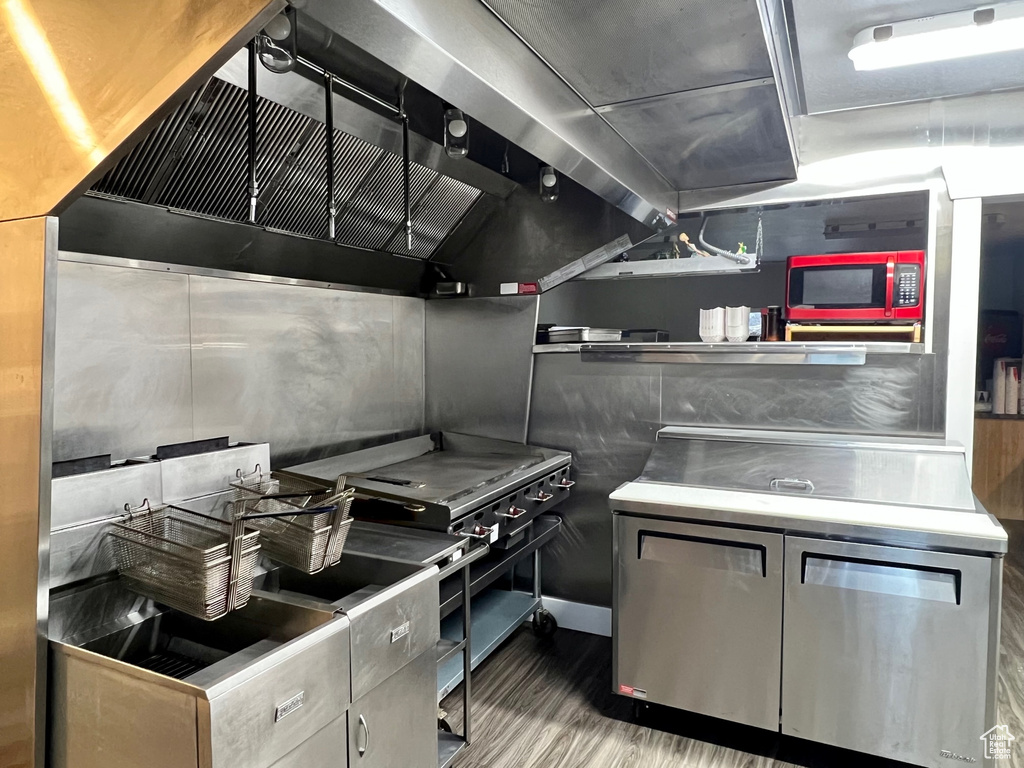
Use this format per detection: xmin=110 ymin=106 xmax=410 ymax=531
xmin=539 ymin=165 xmax=559 ymax=203
xmin=849 ymin=2 xmax=1024 ymax=70
xmin=443 ymin=105 xmax=469 ymax=159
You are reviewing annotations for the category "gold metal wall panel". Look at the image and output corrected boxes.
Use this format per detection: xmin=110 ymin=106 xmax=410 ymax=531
xmin=0 ymin=216 xmax=55 ymax=768
xmin=0 ymin=0 xmax=284 ymax=221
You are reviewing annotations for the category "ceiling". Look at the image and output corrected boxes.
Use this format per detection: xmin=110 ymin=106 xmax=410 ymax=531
xmin=789 ymin=0 xmax=1024 ymax=114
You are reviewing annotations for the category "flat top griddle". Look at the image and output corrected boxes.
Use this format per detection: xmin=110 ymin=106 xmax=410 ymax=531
xmin=284 ymin=432 xmax=571 ymax=526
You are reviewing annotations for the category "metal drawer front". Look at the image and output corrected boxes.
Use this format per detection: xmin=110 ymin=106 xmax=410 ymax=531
xmin=266 ymin=716 xmax=347 ymax=768
xmin=781 ymin=536 xmax=999 ymax=768
xmin=348 ymin=650 xmax=437 ymax=768
xmin=346 ymin=565 xmax=440 ymax=701
xmin=613 ymin=514 xmax=783 ymax=731
xmin=202 ymin=619 xmax=350 ymax=768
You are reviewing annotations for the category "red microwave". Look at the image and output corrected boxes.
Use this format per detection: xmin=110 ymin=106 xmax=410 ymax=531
xmin=785 ymin=251 xmax=925 ymax=322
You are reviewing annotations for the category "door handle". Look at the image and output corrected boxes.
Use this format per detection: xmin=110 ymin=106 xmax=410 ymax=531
xmin=884 ymin=255 xmax=895 ymax=317
xmin=769 ymin=477 xmax=814 ymax=493
xmin=357 ymin=714 xmax=369 ymax=756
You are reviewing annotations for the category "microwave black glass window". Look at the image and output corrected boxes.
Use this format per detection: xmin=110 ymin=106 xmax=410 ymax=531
xmin=789 ymin=265 xmax=888 ymax=309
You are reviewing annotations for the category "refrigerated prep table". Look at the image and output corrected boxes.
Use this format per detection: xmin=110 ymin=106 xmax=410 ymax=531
xmin=611 ymin=426 xmax=1006 ymax=768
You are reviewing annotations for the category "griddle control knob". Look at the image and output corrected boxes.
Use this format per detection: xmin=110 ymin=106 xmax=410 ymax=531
xmin=528 ymin=490 xmax=554 ymax=503
xmin=500 ymin=505 xmax=527 ymax=519
xmin=557 ymin=478 xmax=575 ymax=489
xmin=459 ymin=524 xmax=493 ymax=540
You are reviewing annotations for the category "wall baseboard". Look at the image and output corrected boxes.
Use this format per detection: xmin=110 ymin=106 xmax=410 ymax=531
xmin=539 ymin=596 xmax=611 ymax=637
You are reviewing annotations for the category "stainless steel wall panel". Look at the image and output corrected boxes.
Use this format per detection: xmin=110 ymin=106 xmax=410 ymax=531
xmin=425 ymin=297 xmax=538 ymax=443
xmin=660 ymin=355 xmax=940 ymax=437
xmin=189 ymin=276 xmax=425 ymax=467
xmin=527 ymin=356 xmax=660 ymax=606
xmin=393 ymin=297 xmax=426 ymax=437
xmin=481 ymin=0 xmax=773 ymax=107
xmin=53 ymin=261 xmax=194 ymax=462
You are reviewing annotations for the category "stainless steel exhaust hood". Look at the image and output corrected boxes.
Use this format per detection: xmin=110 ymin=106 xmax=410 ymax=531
xmin=301 ymin=0 xmax=797 ymax=223
xmin=90 ymin=50 xmax=517 ymax=260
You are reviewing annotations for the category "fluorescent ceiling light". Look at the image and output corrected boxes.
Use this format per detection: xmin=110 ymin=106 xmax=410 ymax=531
xmin=849 ymin=2 xmax=1024 ymax=71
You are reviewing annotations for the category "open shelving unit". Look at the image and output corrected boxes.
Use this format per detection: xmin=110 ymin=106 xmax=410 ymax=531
xmin=534 ymin=341 xmax=926 ymax=365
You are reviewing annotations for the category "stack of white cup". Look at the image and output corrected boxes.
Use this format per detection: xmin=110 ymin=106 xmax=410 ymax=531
xmin=726 ymin=306 xmax=750 ymax=342
xmin=699 ymin=307 xmax=726 ymax=342
xmin=700 ymin=306 xmax=750 ymax=342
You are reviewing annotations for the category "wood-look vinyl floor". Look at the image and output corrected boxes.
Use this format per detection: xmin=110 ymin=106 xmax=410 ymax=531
xmin=442 ymin=562 xmax=1024 ymax=768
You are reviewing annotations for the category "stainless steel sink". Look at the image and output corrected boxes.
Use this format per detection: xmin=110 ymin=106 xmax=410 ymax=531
xmin=51 ymin=593 xmax=351 ymax=768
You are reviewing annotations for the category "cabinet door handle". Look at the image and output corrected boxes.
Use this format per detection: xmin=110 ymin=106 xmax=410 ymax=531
xmin=357 ymin=714 xmax=369 ymax=756
xmin=801 ymin=553 xmax=961 ymax=605
xmin=769 ymin=477 xmax=814 ymax=493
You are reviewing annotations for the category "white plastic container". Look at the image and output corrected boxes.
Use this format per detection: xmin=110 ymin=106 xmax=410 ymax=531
xmin=726 ymin=306 xmax=750 ymax=342
xmin=699 ymin=307 xmax=726 ymax=343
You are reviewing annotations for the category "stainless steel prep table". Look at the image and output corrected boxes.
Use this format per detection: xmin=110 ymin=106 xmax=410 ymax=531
xmin=611 ymin=426 xmax=1006 ymax=768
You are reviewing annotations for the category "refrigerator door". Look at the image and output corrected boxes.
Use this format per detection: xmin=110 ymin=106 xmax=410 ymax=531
xmin=781 ymin=536 xmax=1000 ymax=768
xmin=613 ymin=514 xmax=784 ymax=730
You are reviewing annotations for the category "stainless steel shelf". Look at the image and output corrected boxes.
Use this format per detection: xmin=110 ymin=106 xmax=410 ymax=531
xmin=437 ymin=589 xmax=540 ymax=700
xmin=534 ymin=340 xmax=926 ymax=365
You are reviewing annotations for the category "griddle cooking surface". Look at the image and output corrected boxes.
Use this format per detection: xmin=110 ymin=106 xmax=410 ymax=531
xmin=360 ymin=450 xmax=546 ymax=505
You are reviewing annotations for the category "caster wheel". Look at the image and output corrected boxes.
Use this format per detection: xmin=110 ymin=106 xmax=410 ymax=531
xmin=532 ymin=609 xmax=558 ymax=638
xmin=438 ymin=718 xmax=453 ymax=734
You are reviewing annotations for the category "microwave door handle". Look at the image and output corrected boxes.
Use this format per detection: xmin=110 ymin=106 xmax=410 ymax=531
xmin=884 ymin=256 xmax=895 ymax=317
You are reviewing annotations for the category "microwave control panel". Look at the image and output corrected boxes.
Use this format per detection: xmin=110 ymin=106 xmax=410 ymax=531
xmin=894 ymin=263 xmax=921 ymax=307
